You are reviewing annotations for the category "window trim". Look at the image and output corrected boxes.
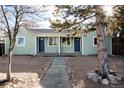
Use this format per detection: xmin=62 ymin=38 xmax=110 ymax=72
xmin=93 ymin=36 xmax=97 ymax=46
xmin=16 ymin=36 xmax=25 ymax=47
xmin=61 ymin=37 xmax=71 ymax=47
xmin=48 ymin=37 xmax=58 ymax=47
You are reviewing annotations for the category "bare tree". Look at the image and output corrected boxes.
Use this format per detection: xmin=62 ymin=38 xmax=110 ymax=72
xmin=0 ymin=5 xmax=45 ymax=81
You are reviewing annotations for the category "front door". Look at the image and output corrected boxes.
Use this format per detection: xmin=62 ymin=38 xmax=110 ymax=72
xmin=39 ymin=37 xmax=45 ymax=52
xmin=74 ymin=38 xmax=80 ymax=52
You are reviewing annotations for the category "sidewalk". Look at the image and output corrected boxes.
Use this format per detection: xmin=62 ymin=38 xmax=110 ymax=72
xmin=40 ymin=57 xmax=71 ymax=88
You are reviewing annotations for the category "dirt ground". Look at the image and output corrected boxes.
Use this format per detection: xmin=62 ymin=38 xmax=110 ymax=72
xmin=65 ymin=55 xmax=124 ymax=88
xmin=0 ymin=55 xmax=53 ymax=88
xmin=1 ymin=55 xmax=124 ymax=88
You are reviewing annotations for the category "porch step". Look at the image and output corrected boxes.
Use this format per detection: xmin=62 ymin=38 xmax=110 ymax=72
xmin=38 ymin=53 xmax=81 ymax=57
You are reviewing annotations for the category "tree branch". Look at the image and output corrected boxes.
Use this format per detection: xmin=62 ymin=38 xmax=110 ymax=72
xmin=1 ymin=5 xmax=12 ymax=46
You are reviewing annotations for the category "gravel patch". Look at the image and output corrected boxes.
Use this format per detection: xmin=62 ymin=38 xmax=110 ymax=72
xmin=0 ymin=73 xmax=40 ymax=88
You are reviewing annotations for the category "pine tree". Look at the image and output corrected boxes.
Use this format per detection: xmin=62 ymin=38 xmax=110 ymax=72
xmin=50 ymin=5 xmax=109 ymax=79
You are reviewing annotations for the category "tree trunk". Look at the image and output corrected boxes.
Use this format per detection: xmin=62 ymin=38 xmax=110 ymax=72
xmin=95 ymin=5 xmax=109 ymax=79
xmin=6 ymin=37 xmax=16 ymax=81
xmin=6 ymin=48 xmax=12 ymax=81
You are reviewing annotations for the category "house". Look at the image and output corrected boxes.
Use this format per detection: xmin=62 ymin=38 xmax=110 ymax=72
xmin=5 ymin=27 xmax=112 ymax=55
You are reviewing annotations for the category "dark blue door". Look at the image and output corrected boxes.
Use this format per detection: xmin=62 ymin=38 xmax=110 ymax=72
xmin=39 ymin=37 xmax=45 ymax=52
xmin=74 ymin=38 xmax=80 ymax=52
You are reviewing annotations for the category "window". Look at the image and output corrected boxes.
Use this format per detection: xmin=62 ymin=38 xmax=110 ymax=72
xmin=48 ymin=37 xmax=57 ymax=46
xmin=61 ymin=37 xmax=71 ymax=46
xmin=17 ymin=36 xmax=25 ymax=46
xmin=93 ymin=36 xmax=97 ymax=46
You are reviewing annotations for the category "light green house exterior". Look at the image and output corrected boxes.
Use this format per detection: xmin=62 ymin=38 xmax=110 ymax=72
xmin=5 ymin=27 xmax=112 ymax=55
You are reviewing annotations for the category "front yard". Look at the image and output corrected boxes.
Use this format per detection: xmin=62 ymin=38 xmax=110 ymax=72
xmin=65 ymin=55 xmax=124 ymax=88
xmin=0 ymin=55 xmax=53 ymax=88
xmin=0 ymin=55 xmax=124 ymax=88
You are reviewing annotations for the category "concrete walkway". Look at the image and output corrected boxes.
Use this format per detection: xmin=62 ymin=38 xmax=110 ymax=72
xmin=40 ymin=57 xmax=71 ymax=88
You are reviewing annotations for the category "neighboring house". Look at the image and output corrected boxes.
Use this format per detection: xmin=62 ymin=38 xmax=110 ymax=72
xmin=5 ymin=27 xmax=112 ymax=55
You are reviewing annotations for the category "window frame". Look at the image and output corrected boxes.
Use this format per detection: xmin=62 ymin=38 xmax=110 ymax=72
xmin=48 ymin=37 xmax=58 ymax=46
xmin=61 ymin=37 xmax=71 ymax=47
xmin=93 ymin=36 xmax=97 ymax=46
xmin=16 ymin=36 xmax=25 ymax=47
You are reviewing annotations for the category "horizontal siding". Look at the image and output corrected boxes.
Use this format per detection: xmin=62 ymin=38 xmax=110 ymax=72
xmin=5 ymin=27 xmax=36 ymax=55
xmin=83 ymin=32 xmax=97 ymax=55
xmin=5 ymin=28 xmax=112 ymax=55
xmin=60 ymin=37 xmax=74 ymax=53
xmin=105 ymin=36 xmax=112 ymax=55
xmin=83 ymin=31 xmax=112 ymax=55
xmin=45 ymin=37 xmax=74 ymax=53
xmin=45 ymin=38 xmax=58 ymax=53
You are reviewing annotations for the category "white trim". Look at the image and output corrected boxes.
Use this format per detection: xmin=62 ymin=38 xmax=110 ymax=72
xmin=93 ymin=36 xmax=97 ymax=46
xmin=110 ymin=37 xmax=112 ymax=55
xmin=61 ymin=37 xmax=71 ymax=47
xmin=81 ymin=36 xmax=84 ymax=55
xmin=16 ymin=36 xmax=25 ymax=47
xmin=44 ymin=37 xmax=46 ymax=52
xmin=48 ymin=37 xmax=58 ymax=47
xmin=80 ymin=37 xmax=81 ymax=53
xmin=37 ymin=37 xmax=39 ymax=53
xmin=35 ymin=33 xmax=82 ymax=37
xmin=34 ymin=36 xmax=37 ymax=55
xmin=5 ymin=37 xmax=6 ymax=55
xmin=58 ymin=36 xmax=60 ymax=54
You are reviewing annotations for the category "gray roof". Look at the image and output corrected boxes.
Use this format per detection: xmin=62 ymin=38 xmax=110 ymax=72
xmin=29 ymin=29 xmax=61 ymax=33
xmin=27 ymin=28 xmax=83 ymax=37
xmin=28 ymin=28 xmax=73 ymax=34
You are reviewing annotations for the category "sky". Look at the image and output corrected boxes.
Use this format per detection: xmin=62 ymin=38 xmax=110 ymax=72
xmin=38 ymin=5 xmax=113 ymax=29
xmin=35 ymin=5 xmax=54 ymax=29
xmin=2 ymin=5 xmax=113 ymax=29
xmin=103 ymin=5 xmax=113 ymax=16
